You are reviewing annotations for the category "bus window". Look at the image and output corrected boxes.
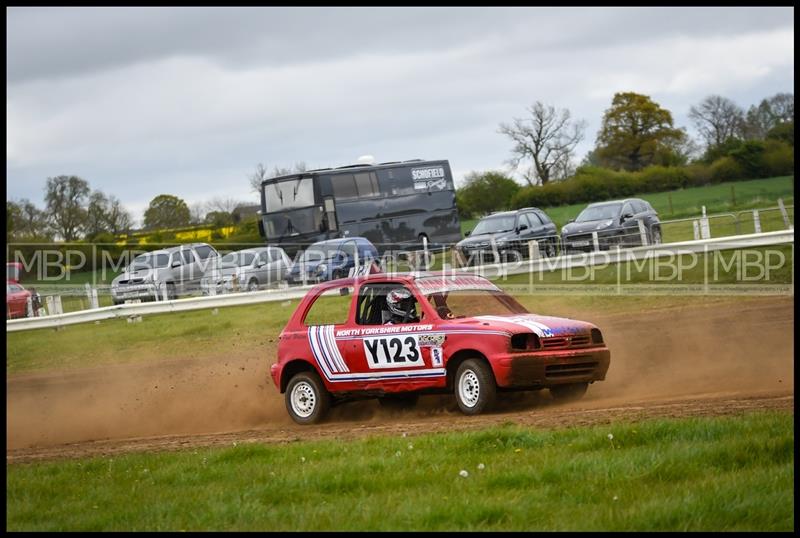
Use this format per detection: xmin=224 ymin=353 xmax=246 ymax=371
xmin=353 ymin=172 xmax=380 ymax=198
xmin=264 ymin=177 xmax=315 ymax=212
xmin=331 ymin=174 xmax=359 ymax=199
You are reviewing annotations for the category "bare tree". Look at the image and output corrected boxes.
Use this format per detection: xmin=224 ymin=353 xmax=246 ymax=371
xmin=248 ymin=161 xmax=308 ymax=193
xmin=206 ymin=196 xmax=245 ymax=215
xmin=767 ymin=92 xmax=794 ymax=124
xmin=106 ymin=196 xmax=132 ymax=235
xmin=189 ymin=202 xmax=206 ymax=225
xmin=498 ymin=102 xmax=586 ymax=186
xmin=689 ymin=95 xmax=745 ymax=150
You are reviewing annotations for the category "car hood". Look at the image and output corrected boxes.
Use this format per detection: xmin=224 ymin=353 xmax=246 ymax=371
xmin=561 ymin=220 xmax=617 ymax=235
xmin=442 ymin=313 xmax=596 ymax=337
xmin=457 ymin=230 xmax=518 ymax=248
xmin=113 ymin=268 xmax=161 ymax=284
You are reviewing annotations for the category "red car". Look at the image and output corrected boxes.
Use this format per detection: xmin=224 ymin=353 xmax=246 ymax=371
xmin=271 ymin=272 xmax=611 ymax=424
xmin=6 ymin=281 xmax=33 ymax=319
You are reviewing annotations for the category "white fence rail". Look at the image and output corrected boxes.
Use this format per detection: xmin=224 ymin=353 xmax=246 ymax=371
xmin=7 ymin=229 xmax=793 ymax=333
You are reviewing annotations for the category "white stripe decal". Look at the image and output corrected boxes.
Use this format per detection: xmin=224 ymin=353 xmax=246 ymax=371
xmin=476 ymin=316 xmax=554 ymax=337
xmin=309 ymin=326 xmax=337 ymax=375
xmin=324 ymin=325 xmax=349 ymax=372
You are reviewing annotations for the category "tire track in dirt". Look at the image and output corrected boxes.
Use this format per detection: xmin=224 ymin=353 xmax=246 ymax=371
xmin=7 ymin=296 xmax=794 ymax=462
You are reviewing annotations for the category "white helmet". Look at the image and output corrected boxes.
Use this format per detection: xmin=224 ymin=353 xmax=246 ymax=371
xmin=386 ymin=288 xmax=415 ymax=318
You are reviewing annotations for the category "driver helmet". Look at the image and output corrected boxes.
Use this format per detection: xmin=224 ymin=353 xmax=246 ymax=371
xmin=386 ymin=288 xmax=415 ymax=317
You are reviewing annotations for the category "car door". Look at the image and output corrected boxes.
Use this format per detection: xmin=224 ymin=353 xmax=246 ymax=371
xmin=346 ymin=282 xmax=431 ymax=388
xmin=619 ymin=201 xmax=641 ymax=246
xmin=259 ymin=249 xmax=278 ymax=286
xmin=177 ymin=248 xmax=201 ymax=294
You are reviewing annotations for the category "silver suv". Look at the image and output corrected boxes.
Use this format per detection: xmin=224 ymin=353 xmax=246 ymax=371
xmin=111 ymin=243 xmax=219 ymax=304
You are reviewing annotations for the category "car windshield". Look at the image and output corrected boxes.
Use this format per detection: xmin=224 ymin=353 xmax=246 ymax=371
xmin=415 ymin=275 xmax=528 ymax=319
xmin=129 ymin=253 xmax=170 ymax=271
xmin=302 ymin=243 xmax=342 ymax=262
xmin=220 ymin=252 xmax=256 ymax=267
xmin=575 ymin=203 xmax=622 ymax=223
xmin=471 ymin=215 xmax=516 ymax=235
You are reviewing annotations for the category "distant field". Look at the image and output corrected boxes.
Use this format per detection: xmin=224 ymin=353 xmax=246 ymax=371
xmin=461 ymin=175 xmax=794 ymax=236
xmin=6 ymin=411 xmax=793 ymax=531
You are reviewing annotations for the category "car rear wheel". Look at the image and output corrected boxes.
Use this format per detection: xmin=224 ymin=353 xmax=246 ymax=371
xmin=166 ymin=282 xmax=177 ymax=301
xmin=285 ymin=371 xmax=330 ymax=425
xmin=549 ymin=382 xmax=588 ymax=402
xmin=454 ymin=359 xmax=496 ymax=415
xmin=651 ymin=227 xmax=662 ymax=245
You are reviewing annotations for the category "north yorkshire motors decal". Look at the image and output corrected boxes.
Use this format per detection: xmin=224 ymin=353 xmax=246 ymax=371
xmin=412 ymin=166 xmax=447 ymax=190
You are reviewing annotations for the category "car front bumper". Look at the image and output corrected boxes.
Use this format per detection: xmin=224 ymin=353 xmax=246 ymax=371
xmin=492 ymin=347 xmax=611 ymax=388
xmin=111 ymin=283 xmax=161 ymax=301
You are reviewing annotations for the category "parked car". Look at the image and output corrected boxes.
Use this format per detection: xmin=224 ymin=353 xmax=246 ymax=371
xmin=561 ymin=198 xmax=661 ymax=253
xmin=111 ymin=243 xmax=219 ymax=304
xmin=201 ymin=246 xmax=291 ymax=294
xmin=6 ymin=281 xmax=39 ymax=319
xmin=287 ymin=237 xmax=379 ymax=285
xmin=456 ymin=208 xmax=558 ymax=265
xmin=271 ymin=272 xmax=611 ymax=424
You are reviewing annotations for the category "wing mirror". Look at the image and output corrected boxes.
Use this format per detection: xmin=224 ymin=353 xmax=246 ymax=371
xmin=517 ymin=223 xmax=528 ymax=232
xmin=171 ymin=260 xmax=182 ymax=268
xmin=465 ymin=230 xmax=471 ymax=237
xmin=567 ymin=218 xmax=574 ymax=224
xmin=621 ymin=212 xmax=634 ymax=222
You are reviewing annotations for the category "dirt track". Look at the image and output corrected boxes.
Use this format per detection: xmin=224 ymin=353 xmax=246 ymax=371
xmin=7 ymin=297 xmax=794 ymax=464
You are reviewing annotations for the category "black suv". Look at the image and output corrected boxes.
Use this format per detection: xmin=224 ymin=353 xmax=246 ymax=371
xmin=456 ymin=208 xmax=558 ymax=264
xmin=561 ymin=198 xmax=661 ymax=253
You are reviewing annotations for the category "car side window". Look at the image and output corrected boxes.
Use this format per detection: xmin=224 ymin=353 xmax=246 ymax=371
xmin=195 ymin=245 xmax=215 ymax=260
xmin=536 ymin=211 xmax=551 ymax=224
xmin=303 ymin=286 xmax=354 ymax=326
xmin=526 ymin=212 xmax=542 ymax=226
xmin=340 ymin=241 xmax=357 ymax=260
xmin=621 ymin=202 xmax=634 ymax=217
xmin=181 ymin=249 xmax=195 ymax=264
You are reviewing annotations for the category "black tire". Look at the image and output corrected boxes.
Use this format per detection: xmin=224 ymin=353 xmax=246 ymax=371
xmin=285 ymin=371 xmax=331 ymax=425
xmin=549 ymin=382 xmax=588 ymax=403
xmin=544 ymin=240 xmax=557 ymax=258
xmin=166 ymin=282 xmax=177 ymax=300
xmin=651 ymin=227 xmax=662 ymax=245
xmin=378 ymin=393 xmax=419 ymax=410
xmin=454 ymin=359 xmax=497 ymax=415
xmin=247 ymin=278 xmax=259 ymax=292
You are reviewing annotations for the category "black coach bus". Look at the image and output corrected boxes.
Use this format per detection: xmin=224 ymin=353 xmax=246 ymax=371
xmin=257 ymin=159 xmax=462 ymax=254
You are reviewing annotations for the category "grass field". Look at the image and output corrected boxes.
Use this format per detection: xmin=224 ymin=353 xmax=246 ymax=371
xmin=5 ymin=411 xmax=793 ymax=531
xmin=460 ymin=175 xmax=795 ymax=236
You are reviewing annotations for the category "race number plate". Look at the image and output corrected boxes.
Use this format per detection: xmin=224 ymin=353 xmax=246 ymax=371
xmin=363 ymin=335 xmax=422 ymax=369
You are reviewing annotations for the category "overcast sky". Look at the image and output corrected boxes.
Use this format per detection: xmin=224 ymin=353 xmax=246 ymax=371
xmin=6 ymin=6 xmax=794 ymax=225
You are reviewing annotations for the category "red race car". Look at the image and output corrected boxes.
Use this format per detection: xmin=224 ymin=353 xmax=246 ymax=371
xmin=271 ymin=272 xmax=611 ymax=424
xmin=6 ymin=281 xmax=34 ymax=319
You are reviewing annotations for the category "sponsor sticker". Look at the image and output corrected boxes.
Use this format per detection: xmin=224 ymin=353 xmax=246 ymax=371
xmin=418 ymin=333 xmax=446 ymax=347
xmin=412 ymin=166 xmax=447 ymax=190
xmin=430 ymin=346 xmax=444 ymax=367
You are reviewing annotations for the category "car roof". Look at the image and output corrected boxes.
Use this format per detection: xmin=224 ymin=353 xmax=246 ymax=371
xmin=307 ymin=270 xmax=493 ymax=292
xmin=587 ymin=198 xmax=641 ymax=207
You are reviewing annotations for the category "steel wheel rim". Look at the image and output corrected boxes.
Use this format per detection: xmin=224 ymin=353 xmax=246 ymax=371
xmin=459 ymin=369 xmax=480 ymax=408
xmin=291 ymin=381 xmax=316 ymax=418
xmin=248 ymin=281 xmax=258 ymax=291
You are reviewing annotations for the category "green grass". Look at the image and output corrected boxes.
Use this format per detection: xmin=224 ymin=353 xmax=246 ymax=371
xmin=5 ymin=411 xmax=793 ymax=531
xmin=461 ymin=175 xmax=794 ymax=236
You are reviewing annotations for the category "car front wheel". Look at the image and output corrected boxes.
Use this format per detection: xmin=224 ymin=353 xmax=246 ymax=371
xmin=454 ymin=359 xmax=497 ymax=415
xmin=247 ymin=278 xmax=259 ymax=292
xmin=285 ymin=371 xmax=330 ymax=425
xmin=651 ymin=227 xmax=662 ymax=245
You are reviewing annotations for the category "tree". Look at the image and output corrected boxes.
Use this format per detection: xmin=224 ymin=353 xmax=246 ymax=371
xmin=106 ymin=196 xmax=132 ymax=236
xmin=743 ymin=92 xmax=795 ymax=140
xmin=498 ymin=102 xmax=586 ymax=186
xmin=143 ymin=194 xmax=191 ymax=230
xmin=248 ymin=161 xmax=308 ymax=193
xmin=594 ymin=92 xmax=685 ymax=171
xmin=8 ymin=198 xmax=51 ymax=240
xmin=455 ymin=171 xmax=521 ymax=219
xmin=44 ymin=175 xmax=90 ymax=241
xmin=689 ymin=95 xmax=745 ymax=150
xmin=766 ymin=92 xmax=794 ymax=124
xmin=85 ymin=191 xmax=111 ymax=239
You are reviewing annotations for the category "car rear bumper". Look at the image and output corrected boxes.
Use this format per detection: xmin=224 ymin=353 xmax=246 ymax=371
xmin=492 ymin=347 xmax=611 ymax=388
